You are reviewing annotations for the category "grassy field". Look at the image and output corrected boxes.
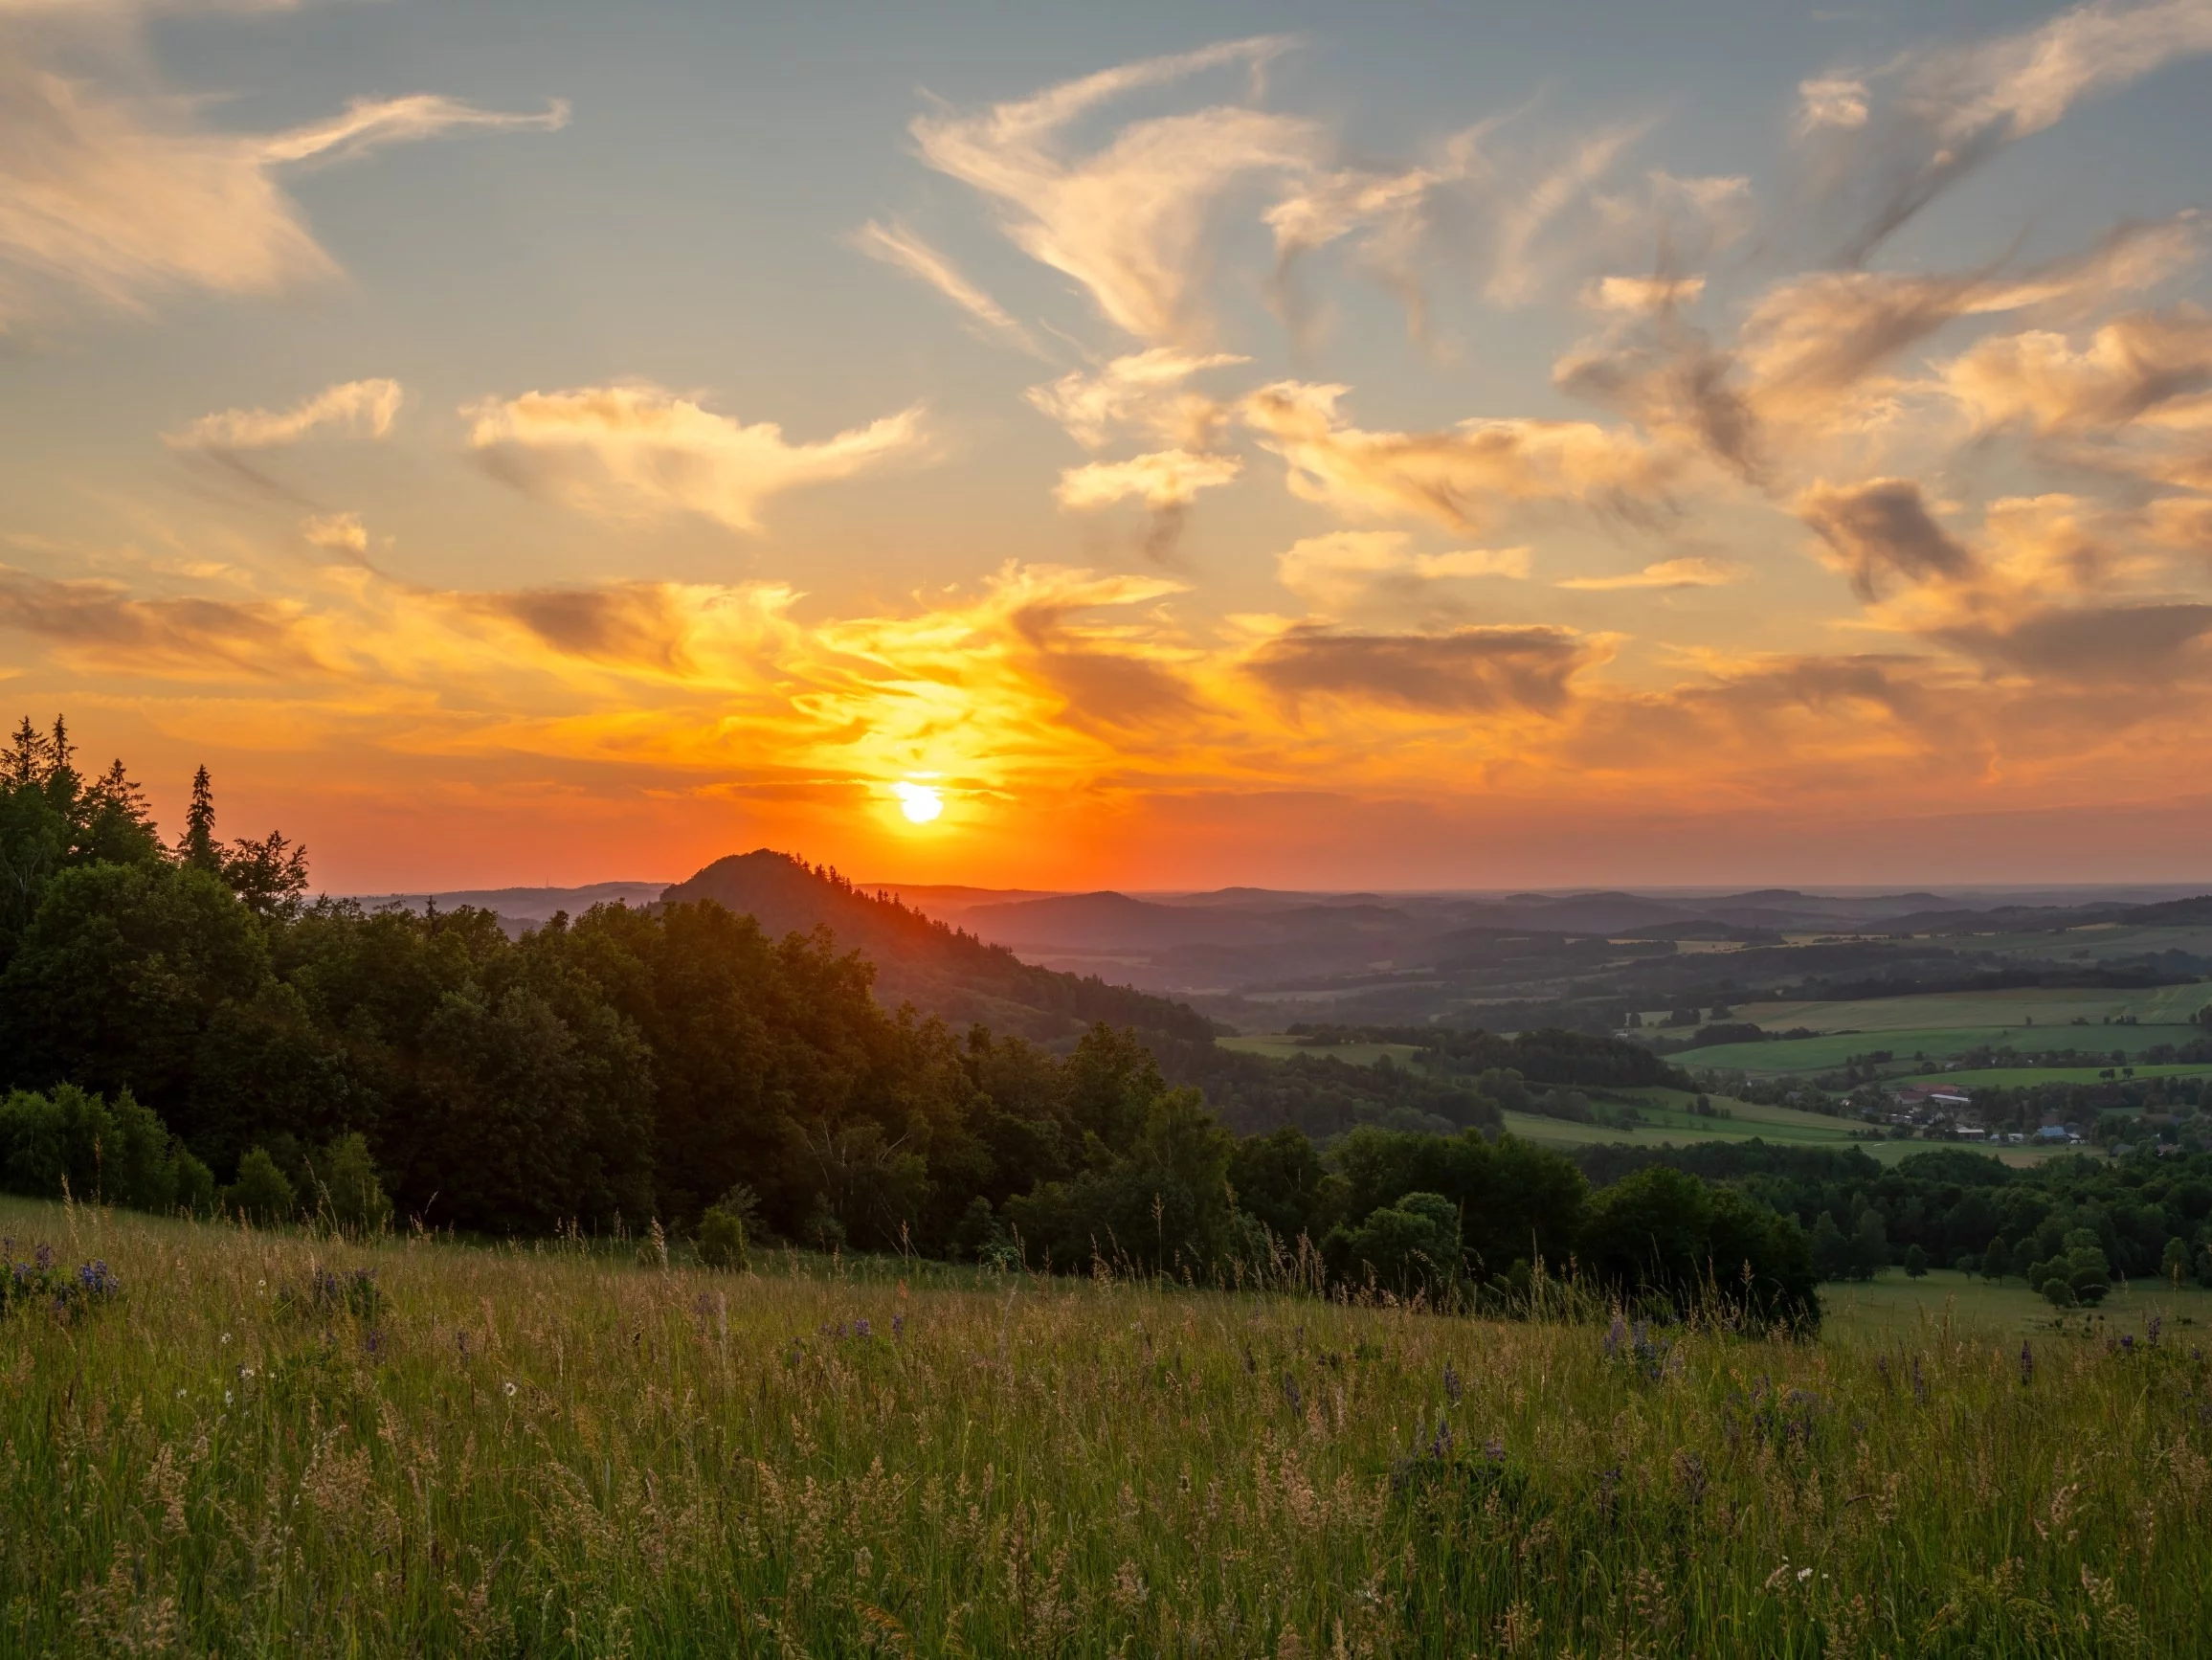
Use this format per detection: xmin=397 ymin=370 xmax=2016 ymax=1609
xmin=1898 ymin=1064 xmax=2212 ymax=1089
xmin=1218 ymin=1035 xmax=1425 ymax=1066
xmin=1739 ymin=983 xmax=2212 ymax=1031
xmin=1685 ymin=1021 xmax=2205 ymax=1077
xmin=4 ymin=1198 xmax=2209 ymax=1655
xmin=1821 ymin=1267 xmax=2212 ymax=1342
xmin=1501 ymin=1089 xmax=1877 ymax=1157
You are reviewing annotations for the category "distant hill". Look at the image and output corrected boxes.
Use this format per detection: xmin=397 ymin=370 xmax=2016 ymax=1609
xmin=661 ymin=851 xmax=1216 ymax=1045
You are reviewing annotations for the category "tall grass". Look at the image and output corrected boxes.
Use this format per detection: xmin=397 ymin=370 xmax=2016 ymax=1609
xmin=1 ymin=1195 xmax=2204 ymax=1656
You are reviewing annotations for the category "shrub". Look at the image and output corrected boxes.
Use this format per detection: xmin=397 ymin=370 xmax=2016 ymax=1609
xmin=696 ymin=1206 xmax=749 ymax=1270
xmin=1325 ymin=1190 xmax=1461 ymax=1296
xmin=0 ymin=1083 xmax=209 ymax=1213
xmin=224 ymin=1146 xmax=297 ymax=1224
xmin=313 ymin=1133 xmax=392 ymax=1234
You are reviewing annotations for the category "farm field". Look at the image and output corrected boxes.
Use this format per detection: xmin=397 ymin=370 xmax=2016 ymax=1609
xmin=1898 ymin=1063 xmax=2212 ymax=1089
xmin=1217 ymin=1034 xmax=1425 ymax=1066
xmin=5 ymin=1196 xmax=2211 ymax=1654
xmin=1821 ymin=1267 xmax=2212 ymax=1342
xmin=1683 ymin=1021 xmax=2204 ymax=1077
xmin=1738 ymin=981 xmax=2211 ymax=1032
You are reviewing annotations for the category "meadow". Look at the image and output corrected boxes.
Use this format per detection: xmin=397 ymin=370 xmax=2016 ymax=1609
xmin=5 ymin=1196 xmax=2209 ymax=1656
xmin=1683 ymin=1021 xmax=2206 ymax=1079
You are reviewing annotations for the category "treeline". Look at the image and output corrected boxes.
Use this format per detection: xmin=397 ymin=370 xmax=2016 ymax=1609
xmin=0 ymin=716 xmax=1818 ymax=1326
xmin=1284 ymin=1023 xmax=1687 ymax=1089
xmin=1562 ymin=1137 xmax=2212 ymax=1299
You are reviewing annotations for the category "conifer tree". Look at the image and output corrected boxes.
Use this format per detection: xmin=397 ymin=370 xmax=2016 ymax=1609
xmin=178 ymin=766 xmax=219 ymax=872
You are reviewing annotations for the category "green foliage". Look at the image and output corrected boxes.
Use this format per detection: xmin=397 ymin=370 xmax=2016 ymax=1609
xmin=1582 ymin=1165 xmax=1819 ymax=1328
xmin=313 ymin=1133 xmax=392 ymax=1234
xmin=0 ymin=860 xmax=269 ymax=1111
xmin=694 ymin=1206 xmax=748 ymax=1270
xmin=1324 ymin=1190 xmax=1460 ymax=1296
xmin=0 ymin=1084 xmax=209 ymax=1212
xmin=2027 ymin=1229 xmax=2112 ymax=1307
xmin=1904 ymin=1243 xmax=1929 ymax=1278
xmin=225 ymin=1146 xmax=297 ymax=1224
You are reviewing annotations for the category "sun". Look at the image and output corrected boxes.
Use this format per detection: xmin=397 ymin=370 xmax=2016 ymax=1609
xmin=891 ymin=781 xmax=944 ymax=824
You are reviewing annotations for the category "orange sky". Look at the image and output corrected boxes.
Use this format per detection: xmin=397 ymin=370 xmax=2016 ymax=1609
xmin=5 ymin=4 xmax=2212 ymax=890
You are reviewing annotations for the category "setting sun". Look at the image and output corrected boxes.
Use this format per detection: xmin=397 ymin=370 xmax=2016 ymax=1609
xmin=891 ymin=781 xmax=945 ymax=824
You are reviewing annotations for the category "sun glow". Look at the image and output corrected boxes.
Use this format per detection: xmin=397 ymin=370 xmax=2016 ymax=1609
xmin=891 ymin=780 xmax=945 ymax=824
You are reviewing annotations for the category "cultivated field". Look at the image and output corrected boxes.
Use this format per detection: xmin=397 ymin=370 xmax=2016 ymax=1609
xmin=5 ymin=1197 xmax=2208 ymax=1655
xmin=1217 ymin=1035 xmax=1426 ymax=1067
xmin=1500 ymin=1088 xmax=1880 ymax=1158
xmin=1686 ymin=1021 xmax=2205 ymax=1079
xmin=1738 ymin=983 xmax=2210 ymax=1033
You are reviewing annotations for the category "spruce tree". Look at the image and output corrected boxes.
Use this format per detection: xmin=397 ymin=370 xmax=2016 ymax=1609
xmin=178 ymin=766 xmax=219 ymax=872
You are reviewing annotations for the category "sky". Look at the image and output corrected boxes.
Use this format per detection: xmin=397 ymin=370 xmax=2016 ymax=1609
xmin=3 ymin=0 xmax=2211 ymax=892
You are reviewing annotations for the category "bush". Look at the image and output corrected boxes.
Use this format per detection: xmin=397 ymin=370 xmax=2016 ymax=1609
xmin=224 ymin=1146 xmax=297 ymax=1224
xmin=312 ymin=1133 xmax=391 ymax=1234
xmin=696 ymin=1206 xmax=749 ymax=1270
xmin=0 ymin=1083 xmax=209 ymax=1214
xmin=1324 ymin=1190 xmax=1460 ymax=1296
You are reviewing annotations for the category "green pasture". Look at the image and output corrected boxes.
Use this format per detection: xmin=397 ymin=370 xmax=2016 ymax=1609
xmin=1898 ymin=1063 xmax=2212 ymax=1089
xmin=1217 ymin=1034 xmax=1424 ymax=1066
xmin=1821 ymin=1267 xmax=2212 ymax=1342
xmin=1682 ymin=1021 xmax=2204 ymax=1077
xmin=1740 ymin=980 xmax=2211 ymax=1032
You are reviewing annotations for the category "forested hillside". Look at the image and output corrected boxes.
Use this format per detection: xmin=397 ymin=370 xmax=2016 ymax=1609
xmin=0 ymin=715 xmax=1821 ymax=1324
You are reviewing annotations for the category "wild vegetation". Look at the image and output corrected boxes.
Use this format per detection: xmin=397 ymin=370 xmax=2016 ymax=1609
xmin=2 ymin=1195 xmax=2207 ymax=1656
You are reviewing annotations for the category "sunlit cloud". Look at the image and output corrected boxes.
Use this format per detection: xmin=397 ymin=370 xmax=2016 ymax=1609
xmin=1797 ymin=0 xmax=2212 ymax=260
xmin=1240 ymin=380 xmax=1671 ymax=529
xmin=1556 ymin=556 xmax=1741 ymax=591
xmin=167 ymin=378 xmax=403 ymax=450
xmin=911 ymin=36 xmax=1317 ymax=344
xmin=0 ymin=11 xmax=566 ymax=329
xmin=1055 ymin=449 xmax=1241 ymax=511
xmin=851 ymin=219 xmax=1041 ymax=353
xmin=465 ymin=385 xmax=929 ymax=532
xmin=1275 ymin=530 xmax=1529 ymax=613
xmin=1025 ymin=348 xmax=1248 ymax=449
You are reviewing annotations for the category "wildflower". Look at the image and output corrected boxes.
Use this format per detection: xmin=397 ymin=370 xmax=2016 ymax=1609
xmin=1484 ymin=1437 xmax=1507 ymax=1466
xmin=892 ymin=1313 xmax=905 ymax=1339
xmin=1798 ymin=1567 xmax=1814 ymax=1582
xmin=2020 ymin=1340 xmax=2034 ymax=1386
xmin=175 ymin=1389 xmax=186 ymax=1400
xmin=2148 ymin=1315 xmax=2162 ymax=1349
xmin=503 ymin=1380 xmax=517 ymax=1399
xmin=238 ymin=1365 xmax=255 ymax=1380
xmin=1443 ymin=1360 xmax=1463 ymax=1404
xmin=224 ymin=1390 xmax=233 ymax=1405
xmin=855 ymin=1317 xmax=872 ymax=1339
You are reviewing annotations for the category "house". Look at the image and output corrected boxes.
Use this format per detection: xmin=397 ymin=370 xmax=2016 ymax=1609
xmin=2036 ymin=1124 xmax=2069 ymax=1142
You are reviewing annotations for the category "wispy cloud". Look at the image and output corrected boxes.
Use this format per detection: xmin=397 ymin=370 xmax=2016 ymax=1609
xmin=465 ymin=385 xmax=928 ymax=532
xmin=1275 ymin=530 xmax=1529 ymax=613
xmin=1026 ymin=348 xmax=1247 ymax=449
xmin=851 ymin=219 xmax=1041 ymax=353
xmin=1055 ymin=449 xmax=1241 ymax=511
xmin=911 ymin=36 xmax=1317 ymax=344
xmin=1798 ymin=0 xmax=2212 ymax=260
xmin=167 ymin=378 xmax=403 ymax=450
xmin=1240 ymin=380 xmax=1670 ymax=529
xmin=0 ymin=8 xmax=567 ymax=331
xmin=1249 ymin=623 xmax=1601 ymax=715
xmin=1556 ymin=556 xmax=1741 ymax=591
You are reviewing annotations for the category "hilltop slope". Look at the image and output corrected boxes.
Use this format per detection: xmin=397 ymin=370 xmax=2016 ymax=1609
xmin=661 ymin=850 xmax=1215 ymax=1044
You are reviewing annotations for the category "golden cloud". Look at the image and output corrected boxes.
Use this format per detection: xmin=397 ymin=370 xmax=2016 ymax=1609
xmin=465 ymin=386 xmax=929 ymax=532
xmin=168 ymin=378 xmax=403 ymax=450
